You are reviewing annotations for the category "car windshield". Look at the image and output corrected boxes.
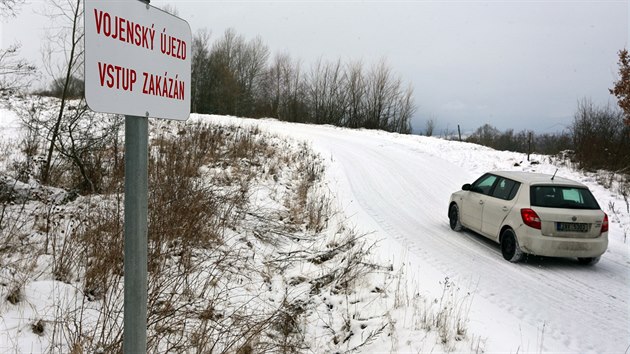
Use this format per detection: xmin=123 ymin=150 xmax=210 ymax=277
xmin=530 ymin=185 xmax=600 ymax=210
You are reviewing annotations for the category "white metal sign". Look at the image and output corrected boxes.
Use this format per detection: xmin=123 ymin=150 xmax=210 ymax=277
xmin=84 ymin=0 xmax=191 ymax=120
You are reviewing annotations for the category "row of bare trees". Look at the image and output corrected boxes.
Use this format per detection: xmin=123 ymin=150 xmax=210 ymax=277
xmin=464 ymin=99 xmax=627 ymax=172
xmin=192 ymin=29 xmax=415 ymax=133
xmin=465 ymin=123 xmax=572 ymax=156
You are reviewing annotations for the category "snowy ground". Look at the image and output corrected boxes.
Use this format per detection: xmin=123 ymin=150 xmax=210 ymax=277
xmin=0 ymin=100 xmax=480 ymax=353
xmin=199 ymin=114 xmax=630 ymax=353
xmin=1 ymin=100 xmax=629 ymax=352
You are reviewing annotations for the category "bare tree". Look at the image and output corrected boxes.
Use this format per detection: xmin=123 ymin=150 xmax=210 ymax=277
xmin=306 ymin=58 xmax=347 ymax=125
xmin=571 ymin=98 xmax=629 ymax=171
xmin=160 ymin=3 xmax=179 ymax=16
xmin=0 ymin=0 xmax=24 ymax=17
xmin=344 ymin=60 xmax=366 ymax=128
xmin=276 ymin=54 xmax=305 ymax=122
xmin=0 ymin=0 xmax=34 ymax=92
xmin=0 ymin=43 xmax=36 ymax=92
xmin=202 ymin=29 xmax=269 ymax=116
xmin=260 ymin=52 xmax=290 ymax=118
xmin=323 ymin=59 xmax=348 ymax=125
xmin=365 ymin=60 xmax=395 ymax=130
xmin=362 ymin=59 xmax=414 ymax=133
xmin=191 ymin=29 xmax=211 ymax=113
xmin=306 ymin=59 xmax=324 ymax=123
xmin=19 ymin=0 xmax=119 ymax=192
xmin=425 ymin=117 xmax=436 ymax=136
xmin=39 ymin=0 xmax=84 ymax=184
xmin=234 ymin=36 xmax=269 ymax=116
xmin=391 ymin=83 xmax=414 ymax=134
xmin=54 ymin=101 xmax=122 ymax=193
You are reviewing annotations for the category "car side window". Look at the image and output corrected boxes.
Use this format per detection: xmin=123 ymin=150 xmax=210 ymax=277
xmin=507 ymin=181 xmax=521 ymax=200
xmin=471 ymin=174 xmax=498 ymax=195
xmin=491 ymin=178 xmax=520 ymax=200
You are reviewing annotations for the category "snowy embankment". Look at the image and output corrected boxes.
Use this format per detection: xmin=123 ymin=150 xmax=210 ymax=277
xmin=198 ymin=114 xmax=630 ymax=353
xmin=1 ymin=98 xmax=482 ymax=354
xmin=1 ymin=96 xmax=628 ymax=353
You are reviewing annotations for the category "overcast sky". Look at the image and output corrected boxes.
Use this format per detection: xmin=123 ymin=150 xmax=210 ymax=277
xmin=2 ymin=0 xmax=628 ymax=134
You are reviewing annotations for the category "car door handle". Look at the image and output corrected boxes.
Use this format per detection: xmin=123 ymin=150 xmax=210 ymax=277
xmin=502 ymin=206 xmax=509 ymax=211
xmin=479 ymin=200 xmax=484 ymax=205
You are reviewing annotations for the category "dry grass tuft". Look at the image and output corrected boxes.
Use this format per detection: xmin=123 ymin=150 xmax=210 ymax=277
xmin=0 ymin=121 xmax=336 ymax=353
xmin=0 ymin=101 xmax=479 ymax=352
xmin=6 ymin=285 xmax=22 ymax=305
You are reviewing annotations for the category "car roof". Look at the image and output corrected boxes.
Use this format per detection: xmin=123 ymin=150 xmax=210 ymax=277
xmin=490 ymin=171 xmax=587 ymax=187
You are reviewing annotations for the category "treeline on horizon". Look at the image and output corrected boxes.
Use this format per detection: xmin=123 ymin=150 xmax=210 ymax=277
xmin=462 ymin=99 xmax=630 ymax=172
xmin=30 ymin=24 xmax=629 ymax=174
xmin=190 ymin=29 xmax=415 ymax=134
xmin=34 ymin=28 xmax=414 ymax=134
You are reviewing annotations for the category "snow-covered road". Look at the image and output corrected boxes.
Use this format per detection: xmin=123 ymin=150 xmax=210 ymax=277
xmin=212 ymin=116 xmax=630 ymax=353
xmin=2 ymin=100 xmax=626 ymax=352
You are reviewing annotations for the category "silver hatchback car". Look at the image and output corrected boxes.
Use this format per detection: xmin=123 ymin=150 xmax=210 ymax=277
xmin=448 ymin=171 xmax=608 ymax=265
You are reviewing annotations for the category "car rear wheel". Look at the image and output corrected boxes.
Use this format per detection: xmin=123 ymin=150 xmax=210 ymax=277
xmin=449 ymin=204 xmax=463 ymax=231
xmin=577 ymin=257 xmax=600 ymax=266
xmin=501 ymin=228 xmax=524 ymax=262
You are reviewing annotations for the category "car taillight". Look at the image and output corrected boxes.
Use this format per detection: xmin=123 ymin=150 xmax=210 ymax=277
xmin=521 ymin=208 xmax=541 ymax=229
xmin=601 ymin=213 xmax=609 ymax=233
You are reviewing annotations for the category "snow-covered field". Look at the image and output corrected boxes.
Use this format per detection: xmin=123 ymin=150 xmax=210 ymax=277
xmin=200 ymin=114 xmax=630 ymax=353
xmin=1 ymin=100 xmax=629 ymax=353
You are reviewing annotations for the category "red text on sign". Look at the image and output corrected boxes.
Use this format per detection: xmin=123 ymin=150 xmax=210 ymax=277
xmin=98 ymin=62 xmax=137 ymax=91
xmin=94 ymin=8 xmax=155 ymax=50
xmin=142 ymin=71 xmax=185 ymax=100
xmin=160 ymin=31 xmax=186 ymax=60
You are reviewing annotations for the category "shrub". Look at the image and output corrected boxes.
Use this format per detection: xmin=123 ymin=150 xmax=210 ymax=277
xmin=571 ymin=99 xmax=630 ymax=171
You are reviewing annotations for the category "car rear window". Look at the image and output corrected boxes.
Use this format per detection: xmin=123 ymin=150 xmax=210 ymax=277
xmin=530 ymin=185 xmax=600 ymax=209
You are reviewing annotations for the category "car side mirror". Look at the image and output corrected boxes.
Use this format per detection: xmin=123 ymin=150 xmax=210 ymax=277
xmin=462 ymin=183 xmax=471 ymax=191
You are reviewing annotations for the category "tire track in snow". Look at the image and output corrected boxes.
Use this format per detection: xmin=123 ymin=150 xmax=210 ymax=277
xmin=292 ymin=126 xmax=629 ymax=353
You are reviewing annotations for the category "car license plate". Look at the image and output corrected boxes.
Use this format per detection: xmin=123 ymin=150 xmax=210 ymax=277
xmin=557 ymin=222 xmax=588 ymax=232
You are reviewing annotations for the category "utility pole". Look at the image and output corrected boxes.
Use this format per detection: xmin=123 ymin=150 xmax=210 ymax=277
xmin=527 ymin=131 xmax=532 ymax=161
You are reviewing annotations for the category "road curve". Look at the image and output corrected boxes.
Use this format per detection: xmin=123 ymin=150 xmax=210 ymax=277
xmin=270 ymin=122 xmax=630 ymax=353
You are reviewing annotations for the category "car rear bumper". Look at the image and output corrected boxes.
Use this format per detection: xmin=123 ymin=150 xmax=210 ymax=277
xmin=515 ymin=225 xmax=608 ymax=258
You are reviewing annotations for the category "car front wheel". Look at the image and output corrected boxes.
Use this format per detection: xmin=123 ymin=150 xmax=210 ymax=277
xmin=501 ymin=228 xmax=524 ymax=262
xmin=449 ymin=204 xmax=463 ymax=231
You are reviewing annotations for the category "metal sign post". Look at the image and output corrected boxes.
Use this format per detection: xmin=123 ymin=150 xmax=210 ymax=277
xmin=84 ymin=0 xmax=191 ymax=352
xmin=123 ymin=114 xmax=148 ymax=353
